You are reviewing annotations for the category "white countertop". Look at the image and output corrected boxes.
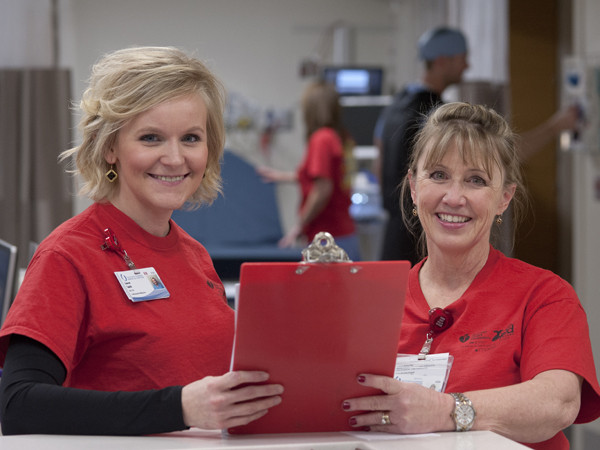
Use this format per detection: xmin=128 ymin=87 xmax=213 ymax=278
xmin=0 ymin=428 xmax=528 ymax=449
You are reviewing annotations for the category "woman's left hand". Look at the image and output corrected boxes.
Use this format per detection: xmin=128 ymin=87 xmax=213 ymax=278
xmin=342 ymin=374 xmax=454 ymax=434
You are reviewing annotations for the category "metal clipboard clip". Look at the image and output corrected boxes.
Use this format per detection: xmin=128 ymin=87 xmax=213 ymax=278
xmin=301 ymin=232 xmax=352 ymax=263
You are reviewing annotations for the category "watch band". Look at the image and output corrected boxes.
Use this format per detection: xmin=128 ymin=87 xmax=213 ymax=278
xmin=450 ymin=392 xmax=476 ymax=431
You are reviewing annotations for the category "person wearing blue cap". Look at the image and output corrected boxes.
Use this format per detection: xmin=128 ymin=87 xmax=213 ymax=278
xmin=377 ymin=27 xmax=469 ymax=264
xmin=376 ymin=26 xmax=580 ymax=264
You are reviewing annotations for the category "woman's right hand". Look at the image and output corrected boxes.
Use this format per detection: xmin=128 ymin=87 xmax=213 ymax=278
xmin=181 ymin=371 xmax=283 ymax=430
xmin=256 ymin=166 xmax=297 ymax=183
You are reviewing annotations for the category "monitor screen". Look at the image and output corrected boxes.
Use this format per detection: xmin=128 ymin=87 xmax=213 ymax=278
xmin=0 ymin=239 xmax=17 ymax=326
xmin=322 ymin=67 xmax=383 ymax=96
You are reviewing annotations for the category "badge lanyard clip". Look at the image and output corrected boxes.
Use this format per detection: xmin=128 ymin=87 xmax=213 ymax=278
xmin=100 ymin=228 xmax=138 ymax=271
xmin=418 ymin=307 xmax=453 ymax=360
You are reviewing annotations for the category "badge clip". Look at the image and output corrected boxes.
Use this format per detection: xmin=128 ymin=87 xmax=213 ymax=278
xmin=100 ymin=227 xmax=138 ymax=271
xmin=418 ymin=307 xmax=454 ymax=360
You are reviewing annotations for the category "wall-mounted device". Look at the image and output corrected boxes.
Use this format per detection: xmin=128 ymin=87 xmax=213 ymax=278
xmin=560 ymin=56 xmax=587 ymax=152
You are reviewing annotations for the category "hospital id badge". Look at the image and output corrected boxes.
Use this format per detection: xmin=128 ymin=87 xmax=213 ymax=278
xmin=394 ymin=353 xmax=454 ymax=392
xmin=114 ymin=267 xmax=170 ymax=302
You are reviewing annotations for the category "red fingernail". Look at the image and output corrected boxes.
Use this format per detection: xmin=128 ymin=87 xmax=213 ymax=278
xmin=364 ymin=426 xmax=371 ymax=432
xmin=349 ymin=417 xmax=357 ymax=426
xmin=357 ymin=375 xmax=366 ymax=383
xmin=342 ymin=402 xmax=351 ymax=410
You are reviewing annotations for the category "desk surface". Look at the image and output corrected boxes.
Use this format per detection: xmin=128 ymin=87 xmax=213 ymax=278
xmin=0 ymin=429 xmax=528 ymax=449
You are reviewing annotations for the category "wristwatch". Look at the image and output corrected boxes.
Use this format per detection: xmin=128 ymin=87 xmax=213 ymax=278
xmin=450 ymin=393 xmax=476 ymax=431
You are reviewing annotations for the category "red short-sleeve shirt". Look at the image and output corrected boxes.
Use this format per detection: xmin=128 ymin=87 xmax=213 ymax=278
xmin=0 ymin=202 xmax=234 ymax=391
xmin=398 ymin=247 xmax=600 ymax=450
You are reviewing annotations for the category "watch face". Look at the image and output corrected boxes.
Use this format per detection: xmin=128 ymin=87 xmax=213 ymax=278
xmin=456 ymin=404 xmax=475 ymax=426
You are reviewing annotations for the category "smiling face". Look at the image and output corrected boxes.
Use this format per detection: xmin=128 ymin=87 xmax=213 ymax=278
xmin=409 ymin=141 xmax=515 ymax=258
xmin=105 ymin=94 xmax=208 ymax=235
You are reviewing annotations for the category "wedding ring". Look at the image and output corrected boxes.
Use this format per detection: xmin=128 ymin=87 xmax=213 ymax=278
xmin=381 ymin=411 xmax=391 ymax=425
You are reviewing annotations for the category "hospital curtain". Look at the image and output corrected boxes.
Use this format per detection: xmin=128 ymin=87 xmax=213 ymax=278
xmin=0 ymin=69 xmax=72 ymax=270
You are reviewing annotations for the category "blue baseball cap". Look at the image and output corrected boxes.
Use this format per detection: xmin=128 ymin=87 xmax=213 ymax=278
xmin=418 ymin=27 xmax=468 ymax=61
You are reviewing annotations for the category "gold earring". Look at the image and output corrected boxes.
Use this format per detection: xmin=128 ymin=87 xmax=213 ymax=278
xmin=496 ymin=214 xmax=503 ymax=225
xmin=412 ymin=206 xmax=418 ymax=217
xmin=106 ymin=164 xmax=118 ymax=182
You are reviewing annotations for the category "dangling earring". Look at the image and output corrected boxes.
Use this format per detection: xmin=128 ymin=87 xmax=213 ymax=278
xmin=496 ymin=214 xmax=503 ymax=225
xmin=105 ymin=164 xmax=118 ymax=182
xmin=412 ymin=205 xmax=418 ymax=217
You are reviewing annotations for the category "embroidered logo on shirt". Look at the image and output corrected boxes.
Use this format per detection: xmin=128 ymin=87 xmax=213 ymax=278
xmin=459 ymin=324 xmax=514 ymax=352
xmin=206 ymin=279 xmax=227 ymax=302
xmin=492 ymin=324 xmax=514 ymax=341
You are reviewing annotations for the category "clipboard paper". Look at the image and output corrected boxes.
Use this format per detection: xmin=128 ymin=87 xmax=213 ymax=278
xmin=228 ymin=260 xmax=410 ymax=434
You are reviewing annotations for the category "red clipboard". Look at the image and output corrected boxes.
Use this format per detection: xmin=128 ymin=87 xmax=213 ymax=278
xmin=228 ymin=259 xmax=410 ymax=434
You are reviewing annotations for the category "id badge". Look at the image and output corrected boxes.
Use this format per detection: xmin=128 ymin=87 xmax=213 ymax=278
xmin=114 ymin=267 xmax=170 ymax=302
xmin=394 ymin=353 xmax=454 ymax=392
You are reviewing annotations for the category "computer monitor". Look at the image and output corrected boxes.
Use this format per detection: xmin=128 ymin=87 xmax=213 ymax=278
xmin=0 ymin=239 xmax=17 ymax=326
xmin=322 ymin=66 xmax=384 ymax=96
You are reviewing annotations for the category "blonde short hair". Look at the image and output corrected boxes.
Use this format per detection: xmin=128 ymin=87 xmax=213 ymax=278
xmin=400 ymin=102 xmax=528 ymax=257
xmin=60 ymin=46 xmax=227 ymax=207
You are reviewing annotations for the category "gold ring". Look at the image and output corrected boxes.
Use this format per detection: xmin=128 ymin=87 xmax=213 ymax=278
xmin=381 ymin=411 xmax=391 ymax=425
